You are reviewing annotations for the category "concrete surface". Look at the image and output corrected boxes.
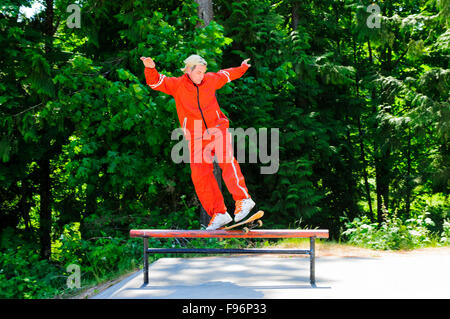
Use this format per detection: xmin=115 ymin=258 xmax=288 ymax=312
xmin=93 ymin=249 xmax=450 ymax=299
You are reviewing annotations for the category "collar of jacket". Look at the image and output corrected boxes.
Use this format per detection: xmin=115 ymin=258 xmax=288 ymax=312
xmin=183 ymin=73 xmax=205 ymax=87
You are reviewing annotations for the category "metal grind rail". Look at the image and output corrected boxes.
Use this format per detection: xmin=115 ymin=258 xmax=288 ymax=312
xmin=130 ymin=229 xmax=329 ymax=285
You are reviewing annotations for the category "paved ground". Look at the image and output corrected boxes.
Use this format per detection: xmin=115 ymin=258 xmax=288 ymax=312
xmin=93 ymin=247 xmax=449 ymax=299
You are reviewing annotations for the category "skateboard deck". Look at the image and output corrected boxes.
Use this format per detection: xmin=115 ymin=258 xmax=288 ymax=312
xmin=223 ymin=210 xmax=264 ymax=232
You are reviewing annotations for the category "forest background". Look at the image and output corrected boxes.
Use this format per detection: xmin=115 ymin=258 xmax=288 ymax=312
xmin=0 ymin=0 xmax=448 ymax=298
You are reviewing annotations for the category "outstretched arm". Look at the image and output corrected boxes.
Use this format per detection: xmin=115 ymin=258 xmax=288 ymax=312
xmin=215 ymin=59 xmax=251 ymax=90
xmin=141 ymin=57 xmax=178 ymax=96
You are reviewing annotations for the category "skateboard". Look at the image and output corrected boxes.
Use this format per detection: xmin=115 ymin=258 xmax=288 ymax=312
xmin=223 ymin=210 xmax=264 ymax=233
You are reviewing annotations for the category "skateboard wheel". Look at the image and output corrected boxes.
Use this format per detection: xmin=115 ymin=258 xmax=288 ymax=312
xmin=257 ymin=220 xmax=263 ymax=227
xmin=243 ymin=227 xmax=249 ymax=234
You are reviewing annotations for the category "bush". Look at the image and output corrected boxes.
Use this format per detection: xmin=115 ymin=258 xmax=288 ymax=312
xmin=341 ymin=211 xmax=445 ymax=250
xmin=440 ymin=220 xmax=450 ymax=245
xmin=56 ymin=223 xmax=142 ymax=285
xmin=0 ymin=223 xmax=145 ymax=299
xmin=410 ymin=193 xmax=449 ymax=235
xmin=0 ymin=231 xmax=63 ymax=298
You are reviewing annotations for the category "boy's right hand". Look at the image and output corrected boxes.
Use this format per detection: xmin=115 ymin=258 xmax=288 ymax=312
xmin=140 ymin=56 xmax=156 ymax=68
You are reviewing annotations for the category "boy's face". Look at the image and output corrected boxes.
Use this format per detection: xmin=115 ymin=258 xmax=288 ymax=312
xmin=187 ymin=65 xmax=207 ymax=85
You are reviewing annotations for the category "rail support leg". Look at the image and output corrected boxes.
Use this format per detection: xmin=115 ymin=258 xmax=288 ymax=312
xmin=143 ymin=237 xmax=149 ymax=285
xmin=310 ymin=236 xmax=316 ymax=286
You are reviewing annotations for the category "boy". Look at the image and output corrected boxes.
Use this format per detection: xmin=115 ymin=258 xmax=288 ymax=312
xmin=140 ymin=54 xmax=255 ymax=230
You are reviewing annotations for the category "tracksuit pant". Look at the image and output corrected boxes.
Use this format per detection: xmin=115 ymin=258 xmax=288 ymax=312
xmin=188 ymin=126 xmax=250 ymax=217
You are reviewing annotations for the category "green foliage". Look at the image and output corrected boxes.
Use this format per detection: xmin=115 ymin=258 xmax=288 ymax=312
xmin=0 ymin=0 xmax=449 ymax=299
xmin=0 ymin=229 xmax=62 ymax=298
xmin=0 ymin=248 xmax=61 ymax=298
xmin=342 ymin=210 xmax=445 ymax=250
xmin=344 ymin=193 xmax=449 ymax=250
xmin=0 ymin=223 xmax=143 ymax=298
xmin=441 ymin=220 xmax=450 ymax=245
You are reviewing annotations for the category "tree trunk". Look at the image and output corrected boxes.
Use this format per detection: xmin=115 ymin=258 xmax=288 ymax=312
xmin=44 ymin=0 xmax=56 ymax=55
xmin=357 ymin=115 xmax=374 ymax=220
xmin=80 ymin=184 xmax=98 ymax=239
xmin=36 ymin=0 xmax=56 ymax=260
xmin=200 ymin=159 xmax=222 ymax=227
xmin=195 ymin=0 xmax=217 ymax=226
xmin=38 ymin=156 xmax=52 ymax=260
xmin=353 ymin=38 xmax=374 ymax=220
xmin=195 ymin=0 xmax=214 ymax=28
xmin=375 ymin=145 xmax=391 ymax=223
xmin=376 ymin=40 xmax=394 ymax=222
xmin=292 ymin=1 xmax=299 ymax=30
xmin=405 ymin=128 xmax=412 ymax=217
xmin=368 ymin=39 xmax=391 ymax=222
xmin=19 ymin=178 xmax=32 ymax=232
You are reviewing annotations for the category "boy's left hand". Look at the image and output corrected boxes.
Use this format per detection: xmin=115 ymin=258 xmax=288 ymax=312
xmin=242 ymin=58 xmax=251 ymax=67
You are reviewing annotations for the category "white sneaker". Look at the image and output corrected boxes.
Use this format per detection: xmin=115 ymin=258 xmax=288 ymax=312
xmin=234 ymin=198 xmax=256 ymax=222
xmin=206 ymin=212 xmax=233 ymax=230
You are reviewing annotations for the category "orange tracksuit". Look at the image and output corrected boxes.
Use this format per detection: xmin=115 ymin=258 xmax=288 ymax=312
xmin=144 ymin=64 xmax=251 ymax=217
